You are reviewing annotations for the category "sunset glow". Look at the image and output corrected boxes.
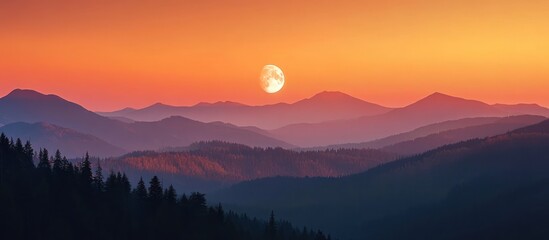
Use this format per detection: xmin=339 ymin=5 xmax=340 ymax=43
xmin=1 ymin=0 xmax=548 ymax=110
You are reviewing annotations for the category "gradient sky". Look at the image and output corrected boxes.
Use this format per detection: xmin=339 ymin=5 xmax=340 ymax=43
xmin=1 ymin=0 xmax=548 ymax=111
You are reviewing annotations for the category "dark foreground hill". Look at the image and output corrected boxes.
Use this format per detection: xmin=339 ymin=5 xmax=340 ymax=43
xmin=213 ymin=119 xmax=549 ymax=239
xmin=0 ymin=134 xmax=330 ymax=240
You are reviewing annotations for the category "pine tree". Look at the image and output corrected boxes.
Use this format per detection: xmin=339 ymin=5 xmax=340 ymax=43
xmin=52 ymin=149 xmax=63 ymax=175
xmin=61 ymin=157 xmax=71 ymax=171
xmin=188 ymin=192 xmax=207 ymax=210
xmin=301 ymin=227 xmax=309 ymax=240
xmin=134 ymin=177 xmax=148 ymax=200
xmin=14 ymin=139 xmax=24 ymax=167
xmin=180 ymin=194 xmax=188 ymax=208
xmin=266 ymin=210 xmax=277 ymax=240
xmin=105 ymin=171 xmax=117 ymax=193
xmin=0 ymin=133 xmax=7 ymax=148
xmin=22 ymin=141 xmax=34 ymax=168
xmin=80 ymin=152 xmax=92 ymax=186
xmin=215 ymin=203 xmax=225 ymax=223
xmin=37 ymin=148 xmax=51 ymax=171
xmin=148 ymin=176 xmax=163 ymax=204
xmin=92 ymin=161 xmax=104 ymax=192
xmin=121 ymin=173 xmax=131 ymax=194
xmin=164 ymin=185 xmax=177 ymax=204
xmin=14 ymin=138 xmax=23 ymax=150
xmin=314 ymin=230 xmax=327 ymax=240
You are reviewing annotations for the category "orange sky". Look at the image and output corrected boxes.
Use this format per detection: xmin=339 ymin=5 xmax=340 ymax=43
xmin=1 ymin=0 xmax=548 ymax=111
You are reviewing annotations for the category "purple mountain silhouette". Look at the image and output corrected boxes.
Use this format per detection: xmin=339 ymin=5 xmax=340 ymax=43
xmin=492 ymin=103 xmax=549 ymax=117
xmin=271 ymin=92 xmax=509 ymax=147
xmin=381 ymin=115 xmax=546 ymax=155
xmin=98 ymin=91 xmax=391 ymax=129
xmin=0 ymin=89 xmax=294 ymax=156
xmin=311 ymin=116 xmax=506 ymax=150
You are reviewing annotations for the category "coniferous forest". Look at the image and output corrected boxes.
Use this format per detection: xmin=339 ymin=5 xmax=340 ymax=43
xmin=0 ymin=133 xmax=331 ymax=240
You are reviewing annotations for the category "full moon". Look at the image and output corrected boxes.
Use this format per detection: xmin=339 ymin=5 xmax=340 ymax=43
xmin=260 ymin=64 xmax=285 ymax=93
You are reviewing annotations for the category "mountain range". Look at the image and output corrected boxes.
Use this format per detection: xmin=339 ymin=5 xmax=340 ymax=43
xmin=380 ymin=115 xmax=546 ymax=155
xmin=1 ymin=88 xmax=548 ymax=157
xmin=95 ymin=115 xmax=544 ymax=193
xmin=98 ymin=91 xmax=391 ymax=129
xmin=307 ymin=116 xmax=528 ymax=150
xmin=212 ymin=119 xmax=549 ymax=239
xmin=272 ymin=92 xmax=518 ymax=146
xmin=3 ymin=88 xmax=549 ymax=239
xmin=0 ymin=89 xmax=292 ymax=157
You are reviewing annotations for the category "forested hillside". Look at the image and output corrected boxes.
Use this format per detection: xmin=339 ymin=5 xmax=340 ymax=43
xmin=214 ymin=120 xmax=549 ymax=239
xmin=0 ymin=134 xmax=330 ymax=240
xmin=101 ymin=141 xmax=395 ymax=192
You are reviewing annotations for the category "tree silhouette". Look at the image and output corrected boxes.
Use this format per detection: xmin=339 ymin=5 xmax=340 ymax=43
xmin=0 ymin=136 xmax=331 ymax=240
xmin=52 ymin=149 xmax=63 ymax=175
xmin=37 ymin=148 xmax=51 ymax=171
xmin=134 ymin=177 xmax=148 ymax=200
xmin=80 ymin=152 xmax=92 ymax=186
xmin=148 ymin=176 xmax=163 ymax=204
xmin=266 ymin=210 xmax=277 ymax=240
xmin=164 ymin=185 xmax=177 ymax=204
xmin=22 ymin=140 xmax=34 ymax=168
xmin=188 ymin=192 xmax=207 ymax=210
xmin=93 ymin=161 xmax=104 ymax=191
xmin=120 ymin=173 xmax=131 ymax=194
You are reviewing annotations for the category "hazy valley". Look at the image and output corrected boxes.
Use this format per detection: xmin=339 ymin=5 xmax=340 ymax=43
xmin=2 ymin=88 xmax=549 ymax=239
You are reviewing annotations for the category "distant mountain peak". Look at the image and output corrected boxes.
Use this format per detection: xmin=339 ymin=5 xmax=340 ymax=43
xmin=5 ymin=89 xmax=47 ymax=99
xmin=423 ymin=92 xmax=457 ymax=100
xmin=410 ymin=92 xmax=480 ymax=107
xmin=120 ymin=107 xmax=136 ymax=111
xmin=194 ymin=101 xmax=247 ymax=107
xmin=145 ymin=102 xmax=171 ymax=109
xmin=96 ymin=107 xmax=137 ymax=116
xmin=295 ymin=91 xmax=369 ymax=105
xmin=158 ymin=115 xmax=198 ymax=124
xmin=1 ymin=89 xmax=82 ymax=110
xmin=310 ymin=91 xmax=354 ymax=100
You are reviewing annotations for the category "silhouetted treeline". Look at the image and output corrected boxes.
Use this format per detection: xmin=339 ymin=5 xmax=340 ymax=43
xmin=0 ymin=134 xmax=331 ymax=240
